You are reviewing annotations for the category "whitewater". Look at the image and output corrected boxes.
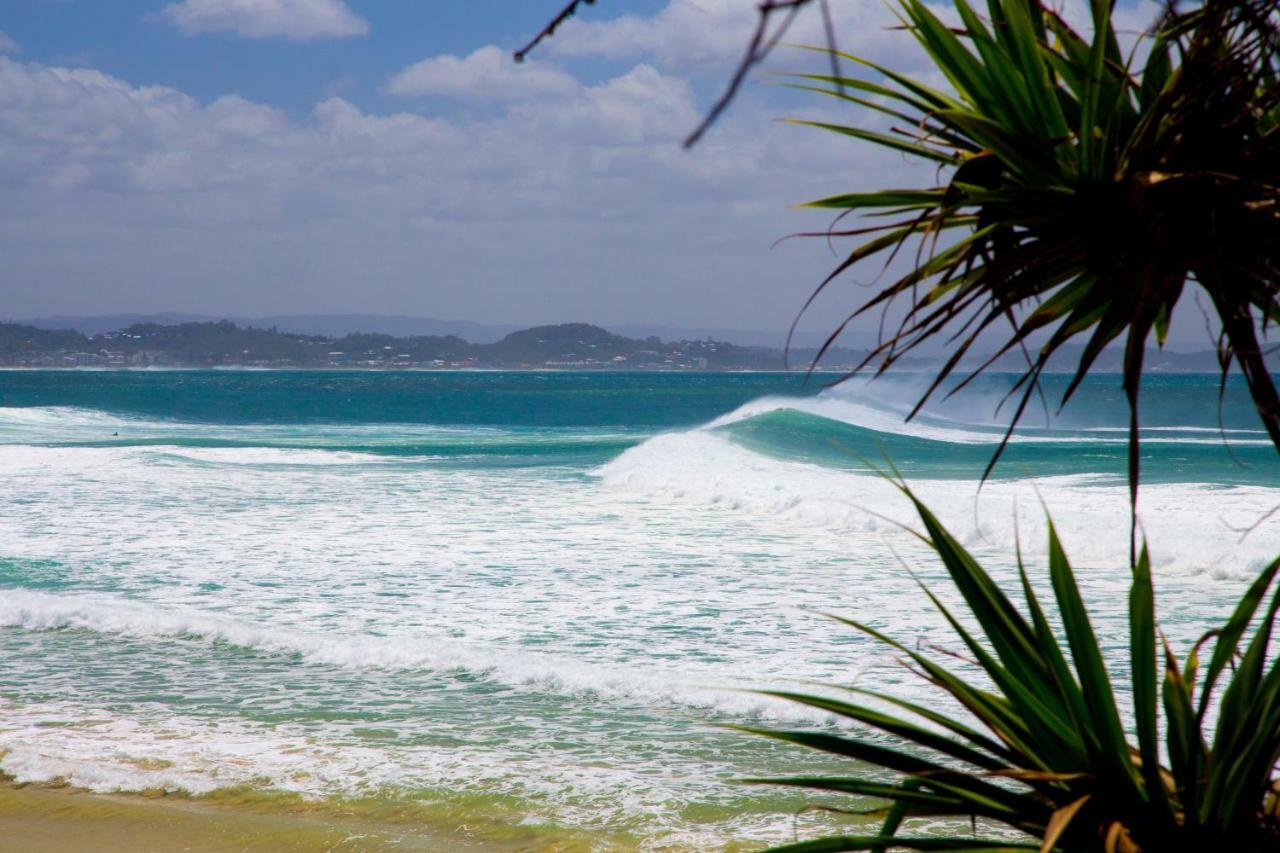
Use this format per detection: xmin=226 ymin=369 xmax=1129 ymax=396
xmin=0 ymin=370 xmax=1276 ymax=848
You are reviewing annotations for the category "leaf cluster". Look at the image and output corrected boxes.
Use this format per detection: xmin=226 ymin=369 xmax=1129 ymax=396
xmin=750 ymin=482 xmax=1280 ymax=851
xmin=788 ymin=0 xmax=1280 ymax=486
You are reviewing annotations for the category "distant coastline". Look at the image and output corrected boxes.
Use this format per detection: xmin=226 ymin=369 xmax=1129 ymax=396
xmin=0 ymin=320 xmax=877 ymax=372
xmin=0 ymin=318 xmax=1234 ymax=373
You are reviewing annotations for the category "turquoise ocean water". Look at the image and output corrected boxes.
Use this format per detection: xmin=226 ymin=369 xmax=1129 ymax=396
xmin=0 ymin=370 xmax=1276 ymax=847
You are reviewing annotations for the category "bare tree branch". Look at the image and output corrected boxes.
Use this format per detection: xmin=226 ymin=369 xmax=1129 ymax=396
xmin=514 ymin=0 xmax=597 ymax=63
xmin=517 ymin=0 xmax=830 ymax=146
xmin=684 ymin=0 xmax=815 ymax=146
xmin=819 ymin=0 xmax=846 ymax=93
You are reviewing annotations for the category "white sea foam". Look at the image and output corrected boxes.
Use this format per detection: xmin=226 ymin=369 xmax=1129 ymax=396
xmin=706 ymin=390 xmax=1275 ymax=446
xmin=0 ymin=693 xmax=834 ymax=848
xmin=0 ymin=405 xmax=148 ymax=431
xmin=148 ymin=446 xmax=395 ymax=466
xmin=0 ymin=407 xmax=633 ymax=462
xmin=0 ymin=588 xmax=848 ymax=722
xmin=0 ymin=390 xmax=1276 ymax=846
xmin=706 ymin=393 xmax=1003 ymax=443
xmin=594 ymin=429 xmax=1280 ymax=576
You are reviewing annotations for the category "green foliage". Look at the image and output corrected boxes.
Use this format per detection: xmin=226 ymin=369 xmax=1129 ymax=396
xmin=110 ymin=321 xmax=471 ymax=365
xmin=788 ymin=0 xmax=1280 ymax=478
xmin=750 ymin=483 xmax=1280 ymax=851
xmin=0 ymin=323 xmax=90 ymax=358
xmin=752 ymin=8 xmax=1280 ymax=844
xmin=0 ymin=320 xmax=833 ymax=369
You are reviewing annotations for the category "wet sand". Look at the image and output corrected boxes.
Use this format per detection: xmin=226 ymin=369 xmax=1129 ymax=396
xmin=0 ymin=784 xmax=610 ymax=852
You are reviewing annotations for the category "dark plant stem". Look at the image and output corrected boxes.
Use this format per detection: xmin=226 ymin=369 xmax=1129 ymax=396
xmin=1124 ymin=337 xmax=1144 ymax=567
xmin=1210 ymin=288 xmax=1280 ymax=453
xmin=519 ymin=0 xmax=826 ymax=147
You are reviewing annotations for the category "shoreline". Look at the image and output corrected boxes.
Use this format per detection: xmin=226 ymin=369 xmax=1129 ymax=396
xmin=0 ymin=782 xmax=627 ymax=852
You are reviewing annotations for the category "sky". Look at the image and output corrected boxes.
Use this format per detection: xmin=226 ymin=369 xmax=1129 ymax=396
xmin=2 ymin=0 xmax=1207 ymax=347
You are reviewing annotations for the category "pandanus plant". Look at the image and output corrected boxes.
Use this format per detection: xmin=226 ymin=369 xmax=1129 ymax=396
xmin=745 ymin=483 xmax=1280 ymax=852
xmin=785 ymin=0 xmax=1280 ymax=489
xmin=743 ymin=1 xmax=1280 ymax=849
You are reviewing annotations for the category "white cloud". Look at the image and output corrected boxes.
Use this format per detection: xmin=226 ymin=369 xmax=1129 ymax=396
xmin=548 ymin=0 xmax=759 ymax=66
xmin=548 ymin=0 xmax=1163 ymax=73
xmin=0 ymin=31 xmax=19 ymax=54
xmin=546 ymin=0 xmax=936 ymax=71
xmin=388 ymin=46 xmax=579 ymax=101
xmin=156 ymin=0 xmax=369 ymax=41
xmin=508 ymin=64 xmax=699 ymax=146
xmin=0 ymin=52 xmax=920 ymax=335
xmin=0 ymin=0 xmax=1211 ymax=346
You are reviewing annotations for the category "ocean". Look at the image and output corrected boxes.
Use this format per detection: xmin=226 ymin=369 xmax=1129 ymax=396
xmin=0 ymin=370 xmax=1276 ymax=849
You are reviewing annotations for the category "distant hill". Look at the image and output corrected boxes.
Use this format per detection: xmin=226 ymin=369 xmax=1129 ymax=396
xmin=0 ymin=323 xmax=90 ymax=358
xmin=17 ymin=314 xmax=846 ymax=348
xmin=0 ymin=320 xmax=867 ymax=370
xmin=0 ymin=318 xmax=1236 ymax=373
xmin=17 ymin=314 xmax=522 ymax=343
xmin=608 ymin=324 xmax=829 ymax=348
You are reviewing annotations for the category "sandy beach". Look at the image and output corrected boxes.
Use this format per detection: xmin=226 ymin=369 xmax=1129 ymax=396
xmin=0 ymin=783 xmax=616 ymax=852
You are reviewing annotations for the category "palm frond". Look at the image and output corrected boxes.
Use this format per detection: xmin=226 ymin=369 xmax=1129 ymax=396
xmin=754 ymin=482 xmax=1280 ymax=851
xmin=789 ymin=0 xmax=1280 ymax=485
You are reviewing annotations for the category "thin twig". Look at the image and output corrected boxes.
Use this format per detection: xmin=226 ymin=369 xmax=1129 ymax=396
xmin=514 ymin=0 xmax=595 ymax=63
xmin=819 ymin=0 xmax=845 ymax=92
xmin=518 ymin=0 xmax=833 ymax=147
xmin=684 ymin=0 xmax=816 ymax=147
